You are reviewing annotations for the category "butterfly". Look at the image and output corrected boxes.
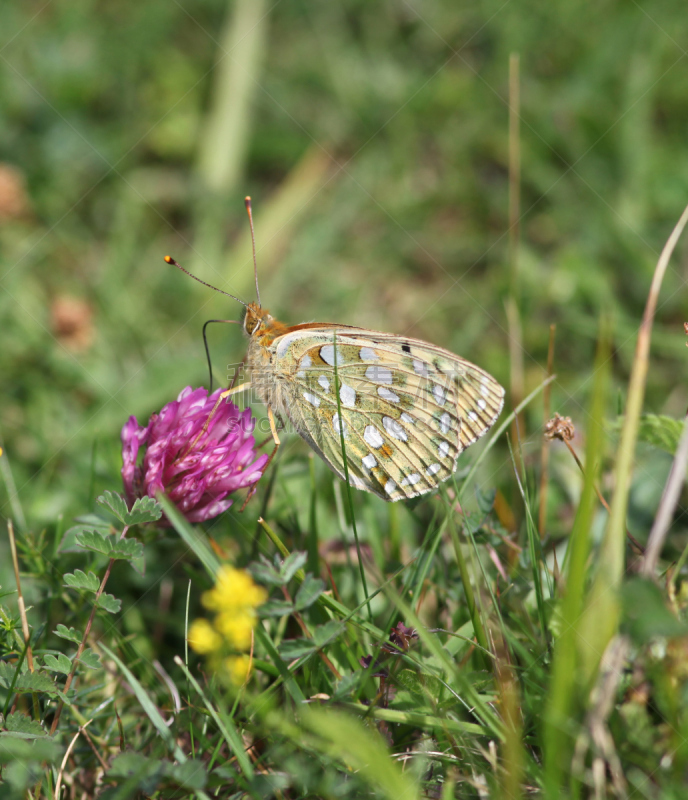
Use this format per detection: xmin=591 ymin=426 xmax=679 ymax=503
xmin=167 ymin=198 xmax=505 ymax=503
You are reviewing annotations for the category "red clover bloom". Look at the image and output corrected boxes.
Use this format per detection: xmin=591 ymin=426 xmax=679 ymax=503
xmin=121 ymin=386 xmax=268 ymax=522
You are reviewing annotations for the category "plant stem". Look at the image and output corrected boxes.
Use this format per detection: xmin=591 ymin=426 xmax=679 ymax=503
xmin=539 ymin=324 xmax=556 ymax=539
xmin=446 ymin=511 xmax=491 ymax=671
xmin=50 ymin=523 xmax=128 ymax=734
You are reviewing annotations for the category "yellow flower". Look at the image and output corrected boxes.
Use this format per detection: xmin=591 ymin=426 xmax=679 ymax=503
xmin=215 ymin=610 xmax=256 ymax=651
xmin=224 ymin=654 xmax=251 ymax=686
xmin=202 ymin=566 xmax=267 ymax=613
xmin=188 ymin=618 xmax=222 ymax=654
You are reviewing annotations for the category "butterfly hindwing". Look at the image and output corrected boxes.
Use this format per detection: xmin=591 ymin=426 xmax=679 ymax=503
xmin=266 ymin=326 xmax=505 ymax=501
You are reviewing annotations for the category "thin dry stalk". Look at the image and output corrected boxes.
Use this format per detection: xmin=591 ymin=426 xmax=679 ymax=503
xmin=7 ymin=519 xmax=34 ymax=673
xmin=572 ymin=636 xmax=630 ymax=799
xmin=545 ymin=421 xmax=645 ymax=556
xmin=494 ymin=631 xmax=523 ymax=799
xmin=603 ymin=203 xmax=688 ymax=583
xmin=641 ymin=413 xmax=688 ymax=576
xmin=507 ymin=53 xmax=525 ymax=475
xmin=55 ymin=719 xmax=93 ymax=799
xmin=508 ymin=53 xmax=521 ymax=294
xmin=538 ymin=324 xmax=556 ymax=539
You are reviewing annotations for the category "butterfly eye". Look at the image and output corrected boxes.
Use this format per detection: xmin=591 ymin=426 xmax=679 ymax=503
xmin=244 ymin=312 xmax=260 ymax=335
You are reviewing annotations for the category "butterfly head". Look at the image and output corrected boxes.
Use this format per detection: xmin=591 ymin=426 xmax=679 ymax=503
xmin=243 ymin=302 xmax=272 ymax=336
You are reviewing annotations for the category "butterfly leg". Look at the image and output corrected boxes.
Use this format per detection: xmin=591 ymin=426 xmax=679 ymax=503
xmin=240 ymin=405 xmax=281 ymax=512
xmin=178 ymin=382 xmax=253 ymax=462
xmin=203 ymin=382 xmax=252 ymax=434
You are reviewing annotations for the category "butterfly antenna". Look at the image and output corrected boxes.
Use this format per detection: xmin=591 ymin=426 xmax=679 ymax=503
xmin=244 ymin=196 xmax=261 ymax=306
xmin=164 ymin=255 xmax=248 ymax=308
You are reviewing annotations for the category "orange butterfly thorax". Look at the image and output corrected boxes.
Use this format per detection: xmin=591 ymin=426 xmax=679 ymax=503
xmin=244 ymin=302 xmax=290 ymax=346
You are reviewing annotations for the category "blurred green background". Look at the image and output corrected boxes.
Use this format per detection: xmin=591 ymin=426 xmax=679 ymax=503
xmin=2 ymin=0 xmax=688 ymax=528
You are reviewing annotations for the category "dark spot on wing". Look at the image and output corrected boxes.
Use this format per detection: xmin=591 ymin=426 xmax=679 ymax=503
xmin=402 ymin=343 xmax=411 ymax=353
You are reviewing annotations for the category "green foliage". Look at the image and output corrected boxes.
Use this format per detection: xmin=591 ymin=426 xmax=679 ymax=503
xmin=621 ymin=578 xmax=688 ymax=643
xmin=1 ymin=713 xmax=46 ymax=738
xmin=629 ymin=414 xmax=685 ymax=455
xmin=43 ymin=653 xmax=72 ymax=674
xmin=278 ymin=620 xmax=344 ymax=661
xmin=249 ymin=552 xmax=308 ymax=586
xmin=63 ymin=570 xmax=100 ymax=592
xmin=13 ymin=672 xmax=59 ymax=696
xmin=78 ymin=648 xmax=101 ymax=670
xmin=96 ymin=593 xmax=123 ymax=614
xmin=96 ymin=491 xmax=131 ymax=525
xmin=53 ymin=624 xmax=82 ymax=643
xmin=294 ymin=574 xmax=325 ymax=611
xmin=395 ymin=669 xmax=443 ymax=699
xmin=75 ymin=528 xmax=144 ymax=562
xmin=106 ymin=752 xmax=207 ymax=793
xmin=97 ymin=491 xmax=163 ymax=526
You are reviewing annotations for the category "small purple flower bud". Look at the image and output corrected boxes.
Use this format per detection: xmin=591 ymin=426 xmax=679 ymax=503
xmin=121 ymin=387 xmax=268 ymax=523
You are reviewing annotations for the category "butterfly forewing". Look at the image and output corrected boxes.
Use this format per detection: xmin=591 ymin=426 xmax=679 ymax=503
xmin=265 ymin=326 xmax=505 ymax=501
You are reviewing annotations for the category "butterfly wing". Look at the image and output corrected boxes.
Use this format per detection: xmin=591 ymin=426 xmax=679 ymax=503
xmin=266 ymin=325 xmax=505 ymax=501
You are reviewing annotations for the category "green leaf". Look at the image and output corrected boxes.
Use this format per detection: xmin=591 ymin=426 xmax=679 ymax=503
xmin=43 ymin=653 xmax=72 ymax=674
xmin=260 ymin=600 xmax=294 ymax=617
xmin=97 ymin=593 xmax=122 ymax=614
xmin=278 ymin=638 xmax=317 ymax=660
xmin=3 ymin=757 xmax=42 ymax=792
xmin=0 ymin=661 xmax=17 ymax=688
xmin=107 ymin=752 xmax=207 ymax=792
xmin=281 ymin=551 xmax=307 ymax=583
xmin=3 ymin=713 xmax=46 ymax=737
xmin=107 ymin=751 xmax=149 ymax=776
xmin=294 ymin=574 xmax=325 ymax=611
xmin=54 ymin=624 xmax=82 ymax=644
xmin=278 ymin=621 xmax=343 ymax=660
xmin=475 ymin=486 xmax=496 ymax=516
xmin=59 ymin=516 xmax=112 ymax=554
xmin=109 ymin=538 xmax=144 ymax=561
xmin=106 ymin=752 xmax=163 ymax=795
xmin=125 ymin=496 xmax=163 ymax=525
xmin=74 ymin=529 xmax=112 ymax=556
xmin=14 ymin=671 xmax=59 ymax=695
xmin=612 ymin=414 xmax=684 ymax=455
xmin=313 ymin=620 xmax=344 ymax=648
xmin=166 ymin=759 xmax=207 ymax=790
xmin=332 ymin=672 xmax=368 ymax=701
xmin=97 ymin=490 xmax=130 ymax=524
xmin=248 ymin=558 xmax=283 ymax=586
xmin=75 ymin=529 xmax=144 ymax=563
xmin=395 ymin=669 xmax=443 ymax=699
xmin=64 ymin=569 xmax=100 ymax=592
xmin=78 ymin=649 xmax=101 ymax=670
xmin=0 ymin=736 xmax=63 ymax=764
xmin=621 ymin=578 xmax=688 ymax=643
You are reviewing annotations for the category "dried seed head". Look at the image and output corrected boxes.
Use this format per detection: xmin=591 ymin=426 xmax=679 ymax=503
xmin=544 ymin=413 xmax=575 ymax=442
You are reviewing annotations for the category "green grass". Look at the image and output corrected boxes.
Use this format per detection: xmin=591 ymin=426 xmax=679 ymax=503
xmin=3 ymin=0 xmax=688 ymax=797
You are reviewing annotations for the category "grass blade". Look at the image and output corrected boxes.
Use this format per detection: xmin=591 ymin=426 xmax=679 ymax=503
xmin=579 ymin=204 xmax=688 ymax=681
xmin=544 ymin=322 xmax=610 ymax=796
xmin=174 ymin=656 xmax=255 ymax=780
